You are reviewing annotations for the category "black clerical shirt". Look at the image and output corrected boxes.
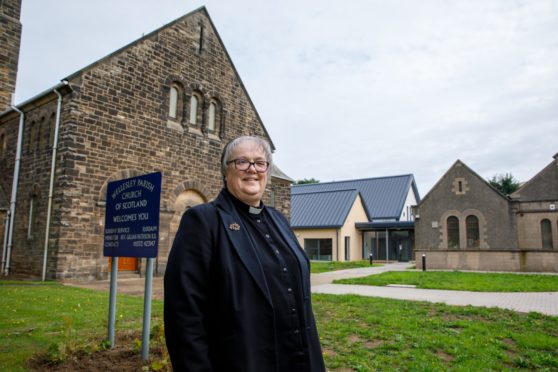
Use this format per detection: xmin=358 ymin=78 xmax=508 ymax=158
xmin=227 ymin=190 xmax=310 ymax=371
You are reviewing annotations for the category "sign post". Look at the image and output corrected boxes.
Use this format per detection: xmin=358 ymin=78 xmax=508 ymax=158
xmin=103 ymin=172 xmax=162 ymax=360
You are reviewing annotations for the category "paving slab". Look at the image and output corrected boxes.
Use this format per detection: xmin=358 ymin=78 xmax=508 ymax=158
xmin=311 ymin=283 xmax=558 ymax=316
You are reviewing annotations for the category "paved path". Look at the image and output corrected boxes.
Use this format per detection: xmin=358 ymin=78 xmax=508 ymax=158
xmin=312 ymin=284 xmax=558 ymax=316
xmin=310 ymin=262 xmax=411 ymax=285
xmin=64 ymin=262 xmax=558 ymax=317
xmin=311 ymin=262 xmax=558 ymax=316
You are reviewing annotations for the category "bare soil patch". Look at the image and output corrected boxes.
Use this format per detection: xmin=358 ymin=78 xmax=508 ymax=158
xmin=27 ymin=331 xmax=169 ymax=372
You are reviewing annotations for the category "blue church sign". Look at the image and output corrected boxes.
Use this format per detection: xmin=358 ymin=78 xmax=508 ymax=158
xmin=103 ymin=172 xmax=162 ymax=258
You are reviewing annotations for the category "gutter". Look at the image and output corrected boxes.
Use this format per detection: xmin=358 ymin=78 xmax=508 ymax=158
xmin=42 ymin=84 xmax=66 ymax=281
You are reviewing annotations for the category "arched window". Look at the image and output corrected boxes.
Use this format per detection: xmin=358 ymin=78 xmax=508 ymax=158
xmin=169 ymin=87 xmax=178 ymax=118
xmin=447 ymin=216 xmax=459 ymax=249
xmin=466 ymin=215 xmax=480 ymax=248
xmin=208 ymin=102 xmax=216 ymax=131
xmin=39 ymin=117 xmax=47 ymax=150
xmin=28 ymin=120 xmax=36 ymax=153
xmin=189 ymin=94 xmax=199 ymax=125
xmin=48 ymin=114 xmax=56 ymax=147
xmin=0 ymin=131 xmax=5 ymax=158
xmin=541 ymin=219 xmax=553 ymax=249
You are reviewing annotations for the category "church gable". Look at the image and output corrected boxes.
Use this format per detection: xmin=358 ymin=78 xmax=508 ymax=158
xmin=64 ymin=6 xmax=272 ymax=146
xmin=419 ymin=160 xmax=508 ymax=212
xmin=415 ymin=160 xmax=517 ymax=252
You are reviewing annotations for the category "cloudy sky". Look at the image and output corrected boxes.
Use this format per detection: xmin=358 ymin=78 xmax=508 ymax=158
xmin=15 ymin=0 xmax=558 ymax=195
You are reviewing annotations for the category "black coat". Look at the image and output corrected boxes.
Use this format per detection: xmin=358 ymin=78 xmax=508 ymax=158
xmin=164 ymin=189 xmax=326 ymax=372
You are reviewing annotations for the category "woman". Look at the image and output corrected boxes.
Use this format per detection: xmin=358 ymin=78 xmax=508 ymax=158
xmin=164 ymin=136 xmax=325 ymax=372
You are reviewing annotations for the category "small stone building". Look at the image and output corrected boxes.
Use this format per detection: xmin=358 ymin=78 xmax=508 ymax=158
xmin=0 ymin=5 xmax=292 ymax=280
xmin=414 ymin=155 xmax=558 ymax=272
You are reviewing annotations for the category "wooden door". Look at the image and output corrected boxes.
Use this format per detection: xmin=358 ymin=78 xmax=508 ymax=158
xmin=108 ymin=257 xmax=138 ymax=271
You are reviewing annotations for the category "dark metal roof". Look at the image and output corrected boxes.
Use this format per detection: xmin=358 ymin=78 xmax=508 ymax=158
xmin=291 ymin=189 xmax=359 ymax=228
xmin=291 ymin=174 xmax=419 ymax=221
xmin=356 ymin=221 xmax=415 ymax=230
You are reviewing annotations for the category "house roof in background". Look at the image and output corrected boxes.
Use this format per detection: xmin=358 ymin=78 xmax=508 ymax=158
xmin=291 ymin=174 xmax=419 ymax=223
xmin=291 ymin=189 xmax=360 ymax=228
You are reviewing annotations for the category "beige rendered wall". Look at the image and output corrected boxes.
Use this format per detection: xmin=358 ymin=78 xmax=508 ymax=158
xmin=294 ymin=228 xmax=339 ymax=261
xmin=339 ymin=194 xmax=368 ymax=261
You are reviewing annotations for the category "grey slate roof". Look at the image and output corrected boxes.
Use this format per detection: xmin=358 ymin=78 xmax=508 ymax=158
xmin=291 ymin=189 xmax=359 ymax=228
xmin=270 ymin=163 xmax=294 ymax=182
xmin=291 ymin=175 xmax=420 ymax=227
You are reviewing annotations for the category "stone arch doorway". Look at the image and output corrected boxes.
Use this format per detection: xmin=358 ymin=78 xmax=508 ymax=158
xmin=168 ymin=189 xmax=207 ymax=243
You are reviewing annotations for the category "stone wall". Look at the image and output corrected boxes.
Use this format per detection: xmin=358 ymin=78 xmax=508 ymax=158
xmin=415 ymin=249 xmax=558 ymax=272
xmin=269 ymin=177 xmax=292 ymax=219
xmin=515 ymin=200 xmax=558 ymax=249
xmin=2 ymin=8 xmax=289 ymax=279
xmin=3 ymin=96 xmax=63 ymax=278
xmin=415 ymin=161 xmax=517 ymax=251
xmin=0 ymin=0 xmax=22 ymax=110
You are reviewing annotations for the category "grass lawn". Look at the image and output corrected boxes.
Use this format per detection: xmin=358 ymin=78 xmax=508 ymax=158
xmin=314 ymin=293 xmax=558 ymax=371
xmin=0 ymin=281 xmax=163 ymax=371
xmin=335 ymin=271 xmax=558 ymax=292
xmin=311 ymin=260 xmax=379 ymax=274
xmin=1 ymin=278 xmax=557 ymax=371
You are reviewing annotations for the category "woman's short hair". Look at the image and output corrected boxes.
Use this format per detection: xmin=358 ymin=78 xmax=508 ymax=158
xmin=220 ymin=136 xmax=273 ymax=180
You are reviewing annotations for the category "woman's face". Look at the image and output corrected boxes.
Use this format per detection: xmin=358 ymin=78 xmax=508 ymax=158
xmin=225 ymin=141 xmax=269 ymax=207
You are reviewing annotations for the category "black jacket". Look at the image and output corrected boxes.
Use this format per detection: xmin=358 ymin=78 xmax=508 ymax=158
xmin=164 ymin=189 xmax=326 ymax=372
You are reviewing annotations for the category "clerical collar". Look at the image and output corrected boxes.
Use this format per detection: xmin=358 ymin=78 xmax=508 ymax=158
xmin=249 ymin=205 xmax=263 ymax=215
xmin=225 ymin=188 xmax=265 ymax=215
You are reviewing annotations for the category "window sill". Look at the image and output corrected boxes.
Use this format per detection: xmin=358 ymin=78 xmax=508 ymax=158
xmin=166 ymin=120 xmax=184 ymax=133
xmin=208 ymin=133 xmax=221 ymax=142
xmin=188 ymin=127 xmax=203 ymax=136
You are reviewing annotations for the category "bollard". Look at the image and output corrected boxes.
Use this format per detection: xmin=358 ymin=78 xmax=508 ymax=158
xmin=369 ymin=253 xmax=373 ymax=266
xmin=422 ymin=254 xmax=426 ymax=271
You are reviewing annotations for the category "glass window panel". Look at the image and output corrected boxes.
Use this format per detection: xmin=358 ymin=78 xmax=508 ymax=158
xmin=208 ymin=102 xmax=216 ymax=131
xmin=189 ymin=95 xmax=198 ymax=124
xmin=304 ymin=239 xmax=319 ymax=260
xmin=447 ymin=216 xmax=459 ymax=249
xmin=541 ymin=219 xmax=553 ymax=249
xmin=169 ymin=87 xmax=178 ymax=118
xmin=466 ymin=215 xmax=479 ymax=248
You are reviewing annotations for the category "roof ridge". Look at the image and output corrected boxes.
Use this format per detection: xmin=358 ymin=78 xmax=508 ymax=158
xmin=292 ymin=188 xmax=358 ymax=196
xmin=291 ymin=174 xmax=413 ymax=188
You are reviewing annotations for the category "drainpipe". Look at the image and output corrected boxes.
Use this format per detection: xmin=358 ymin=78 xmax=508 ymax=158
xmin=385 ymin=228 xmax=389 ymax=262
xmin=1 ymin=211 xmax=10 ymax=271
xmin=3 ymin=105 xmax=24 ymax=276
xmin=42 ymin=85 xmax=65 ymax=281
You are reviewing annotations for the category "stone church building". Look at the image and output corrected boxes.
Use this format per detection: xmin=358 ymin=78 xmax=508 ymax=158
xmin=414 ymin=155 xmax=558 ymax=272
xmin=0 ymin=2 xmax=292 ymax=279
